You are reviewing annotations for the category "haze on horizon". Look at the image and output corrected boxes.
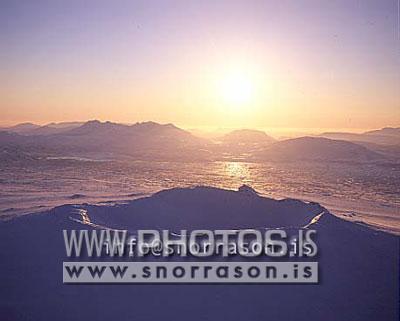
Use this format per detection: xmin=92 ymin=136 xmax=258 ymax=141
xmin=1 ymin=0 xmax=399 ymax=131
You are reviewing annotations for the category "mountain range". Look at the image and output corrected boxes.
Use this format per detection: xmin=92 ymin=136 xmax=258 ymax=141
xmin=0 ymin=121 xmax=397 ymax=163
xmin=319 ymin=127 xmax=400 ymax=145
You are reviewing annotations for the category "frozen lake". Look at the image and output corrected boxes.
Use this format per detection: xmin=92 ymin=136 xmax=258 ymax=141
xmin=0 ymin=158 xmax=399 ymax=234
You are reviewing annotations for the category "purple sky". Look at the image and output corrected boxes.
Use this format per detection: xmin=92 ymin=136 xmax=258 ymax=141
xmin=1 ymin=0 xmax=399 ymax=130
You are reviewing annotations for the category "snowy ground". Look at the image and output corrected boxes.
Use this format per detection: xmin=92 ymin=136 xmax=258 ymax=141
xmin=0 ymin=186 xmax=398 ymax=321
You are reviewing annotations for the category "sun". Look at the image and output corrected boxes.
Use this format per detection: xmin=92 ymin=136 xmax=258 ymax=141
xmin=218 ymin=71 xmax=255 ymax=108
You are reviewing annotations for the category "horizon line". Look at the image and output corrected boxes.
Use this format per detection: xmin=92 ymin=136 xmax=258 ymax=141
xmin=1 ymin=119 xmax=399 ymax=136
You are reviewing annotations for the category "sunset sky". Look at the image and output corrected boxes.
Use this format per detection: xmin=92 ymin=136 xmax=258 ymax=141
xmin=1 ymin=0 xmax=399 ymax=131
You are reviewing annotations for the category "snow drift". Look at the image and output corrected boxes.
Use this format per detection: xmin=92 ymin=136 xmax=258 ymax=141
xmin=0 ymin=185 xmax=398 ymax=321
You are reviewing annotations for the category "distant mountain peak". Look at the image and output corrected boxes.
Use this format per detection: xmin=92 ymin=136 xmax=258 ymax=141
xmin=4 ymin=122 xmax=41 ymax=134
xmin=80 ymin=120 xmax=123 ymax=129
xmin=238 ymin=184 xmax=259 ymax=196
xmin=132 ymin=121 xmax=178 ymax=128
xmin=85 ymin=119 xmax=102 ymax=125
xmin=164 ymin=123 xmax=179 ymax=129
xmin=320 ymin=127 xmax=400 ymax=145
xmin=256 ymin=136 xmax=384 ymax=162
xmin=364 ymin=127 xmax=400 ymax=137
xmin=222 ymin=129 xmax=275 ymax=144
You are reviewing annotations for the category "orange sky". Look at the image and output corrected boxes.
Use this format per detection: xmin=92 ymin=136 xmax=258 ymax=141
xmin=1 ymin=1 xmax=399 ymax=130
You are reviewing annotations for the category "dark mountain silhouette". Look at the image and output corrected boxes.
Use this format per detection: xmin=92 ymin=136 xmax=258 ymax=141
xmin=54 ymin=120 xmax=211 ymax=159
xmin=220 ymin=129 xmax=275 ymax=144
xmin=2 ymin=121 xmax=83 ymax=136
xmin=254 ymin=136 xmax=384 ymax=162
xmin=0 ymin=122 xmax=395 ymax=163
xmin=109 ymin=185 xmax=323 ymax=230
xmin=1 ymin=122 xmax=40 ymax=134
xmin=29 ymin=122 xmax=84 ymax=135
xmin=0 ymin=120 xmax=212 ymax=161
xmin=216 ymin=129 xmax=276 ymax=159
xmin=364 ymin=127 xmax=400 ymax=137
xmin=0 ymin=185 xmax=397 ymax=321
xmin=320 ymin=127 xmax=400 ymax=145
